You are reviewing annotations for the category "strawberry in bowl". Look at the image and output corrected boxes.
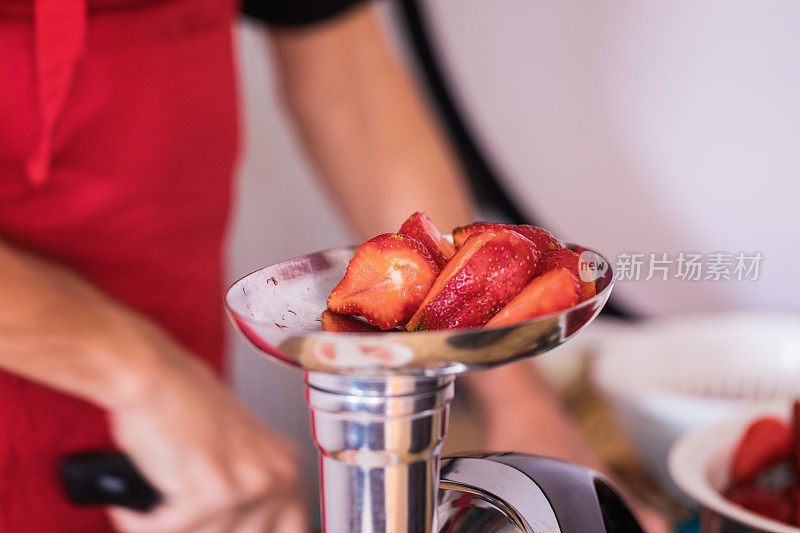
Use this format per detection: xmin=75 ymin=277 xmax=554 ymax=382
xmin=723 ymin=402 xmax=800 ymax=527
xmin=670 ymin=401 xmax=800 ymax=533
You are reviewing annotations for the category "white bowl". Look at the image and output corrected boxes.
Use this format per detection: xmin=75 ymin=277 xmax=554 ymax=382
xmin=668 ymin=404 xmax=798 ymax=532
xmin=592 ymin=312 xmax=800 ymax=495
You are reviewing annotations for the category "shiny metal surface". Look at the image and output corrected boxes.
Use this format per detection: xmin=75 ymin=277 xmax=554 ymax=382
xmin=307 ymin=373 xmax=453 ymax=533
xmin=225 ymin=243 xmax=612 ymax=376
xmin=226 ymin=242 xmax=614 ymax=533
xmin=437 ymin=491 xmax=520 ymax=532
xmin=438 ymin=453 xmax=644 ymax=533
xmin=438 ymin=456 xmax=559 ymax=532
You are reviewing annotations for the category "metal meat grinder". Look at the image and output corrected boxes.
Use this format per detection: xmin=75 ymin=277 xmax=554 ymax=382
xmin=224 ymin=243 xmax=642 ymax=532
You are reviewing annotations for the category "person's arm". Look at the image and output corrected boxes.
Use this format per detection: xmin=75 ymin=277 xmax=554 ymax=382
xmin=0 ymin=243 xmax=306 ymax=533
xmin=268 ymin=6 xmax=668 ymax=532
xmin=0 ymin=243 xmax=154 ymax=406
xmin=266 ymin=3 xmax=473 ymax=236
xmin=267 ymin=2 xmax=591 ymax=457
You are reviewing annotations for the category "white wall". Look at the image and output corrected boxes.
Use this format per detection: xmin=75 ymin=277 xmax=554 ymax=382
xmin=420 ymin=0 xmax=800 ymax=316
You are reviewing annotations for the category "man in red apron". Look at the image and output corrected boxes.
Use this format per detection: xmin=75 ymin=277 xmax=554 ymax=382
xmin=0 ymin=1 xmax=368 ymax=531
xmin=0 ymin=0 xmax=668 ymax=532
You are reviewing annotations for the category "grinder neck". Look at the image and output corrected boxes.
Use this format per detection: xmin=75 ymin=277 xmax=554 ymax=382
xmin=305 ymin=372 xmax=455 ymax=533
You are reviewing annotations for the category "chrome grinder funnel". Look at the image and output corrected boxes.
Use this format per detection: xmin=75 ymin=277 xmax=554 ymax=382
xmin=225 ymin=243 xmax=614 ymax=532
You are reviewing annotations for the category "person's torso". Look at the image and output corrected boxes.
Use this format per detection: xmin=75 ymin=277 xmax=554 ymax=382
xmin=0 ymin=0 xmax=238 ymax=529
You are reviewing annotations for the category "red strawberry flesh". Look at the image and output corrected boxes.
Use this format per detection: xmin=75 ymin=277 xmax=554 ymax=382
xmin=327 ymin=233 xmax=440 ymax=329
xmin=485 ymin=268 xmax=580 ymax=328
xmin=732 ymin=416 xmax=794 ymax=484
xmin=321 ymin=310 xmax=383 ymax=333
xmin=789 ymin=485 xmax=800 ymax=526
xmin=793 ymin=400 xmax=800 ymax=476
xmin=453 ymin=222 xmax=564 ymax=251
xmin=407 ymin=229 xmax=539 ymax=331
xmin=398 ymin=211 xmax=454 ymax=268
xmin=537 ymin=248 xmax=597 ymax=301
xmin=725 ymin=483 xmax=794 ymax=524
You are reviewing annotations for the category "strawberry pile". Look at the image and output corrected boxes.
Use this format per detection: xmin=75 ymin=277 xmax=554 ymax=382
xmin=723 ymin=401 xmax=800 ymax=526
xmin=325 ymin=212 xmax=596 ymax=331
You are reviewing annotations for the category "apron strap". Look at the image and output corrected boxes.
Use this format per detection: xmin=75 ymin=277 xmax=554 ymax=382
xmin=27 ymin=0 xmax=87 ymax=185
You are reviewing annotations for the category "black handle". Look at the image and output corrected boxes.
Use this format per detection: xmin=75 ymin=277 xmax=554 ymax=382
xmin=486 ymin=453 xmax=644 ymax=533
xmin=60 ymin=452 xmax=163 ymax=512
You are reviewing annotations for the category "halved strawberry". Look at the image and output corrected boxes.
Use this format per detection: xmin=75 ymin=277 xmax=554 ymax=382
xmin=725 ymin=483 xmax=794 ymax=524
xmin=788 ymin=485 xmax=800 ymax=526
xmin=793 ymin=401 xmax=800 ymax=476
xmin=537 ymin=248 xmax=597 ymax=301
xmin=321 ymin=310 xmax=383 ymax=333
xmin=485 ymin=268 xmax=580 ymax=328
xmin=327 ymin=233 xmax=440 ymax=329
xmin=407 ymin=229 xmax=539 ymax=331
xmin=732 ymin=416 xmax=794 ymax=484
xmin=452 ymin=222 xmax=564 ymax=251
xmin=398 ymin=211 xmax=454 ymax=268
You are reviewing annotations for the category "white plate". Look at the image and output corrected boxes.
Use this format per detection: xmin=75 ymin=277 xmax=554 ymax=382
xmin=668 ymin=404 xmax=798 ymax=533
xmin=592 ymin=312 xmax=800 ymax=494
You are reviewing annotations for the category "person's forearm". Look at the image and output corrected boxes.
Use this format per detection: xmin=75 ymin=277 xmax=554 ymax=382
xmin=268 ymin=8 xmax=598 ymax=467
xmin=269 ymin=4 xmax=474 ymax=238
xmin=464 ymin=363 xmax=605 ymax=470
xmin=467 ymin=363 xmax=673 ymax=532
xmin=0 ymin=242 xmax=166 ymax=409
xmin=266 ymin=13 xmax=669 ymax=530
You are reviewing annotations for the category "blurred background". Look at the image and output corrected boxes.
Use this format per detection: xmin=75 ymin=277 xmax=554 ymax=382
xmin=3 ymin=0 xmax=798 ymax=531
xmin=229 ymin=0 xmax=800 ymax=527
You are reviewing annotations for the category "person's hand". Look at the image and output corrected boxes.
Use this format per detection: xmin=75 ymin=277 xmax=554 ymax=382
xmin=0 ymin=244 xmax=308 ymax=532
xmin=630 ymin=504 xmax=672 ymax=533
xmin=484 ymin=419 xmax=671 ymax=532
xmin=107 ymin=328 xmax=308 ymax=533
xmin=476 ymin=384 xmax=671 ymax=533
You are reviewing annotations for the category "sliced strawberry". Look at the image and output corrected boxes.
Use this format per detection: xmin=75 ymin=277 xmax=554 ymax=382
xmin=511 ymin=225 xmax=565 ymax=252
xmin=732 ymin=416 xmax=794 ymax=484
xmin=537 ymin=248 xmax=597 ymax=301
xmin=321 ymin=310 xmax=383 ymax=333
xmin=398 ymin=211 xmax=454 ymax=268
xmin=788 ymin=484 xmax=800 ymax=526
xmin=793 ymin=400 xmax=800 ymax=477
xmin=452 ymin=222 xmax=564 ymax=251
xmin=407 ymin=229 xmax=539 ymax=331
xmin=485 ymin=268 xmax=580 ymax=328
xmin=725 ymin=483 xmax=794 ymax=524
xmin=327 ymin=233 xmax=440 ymax=329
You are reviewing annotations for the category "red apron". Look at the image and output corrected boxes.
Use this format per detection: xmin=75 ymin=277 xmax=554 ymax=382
xmin=0 ymin=0 xmax=238 ymax=530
